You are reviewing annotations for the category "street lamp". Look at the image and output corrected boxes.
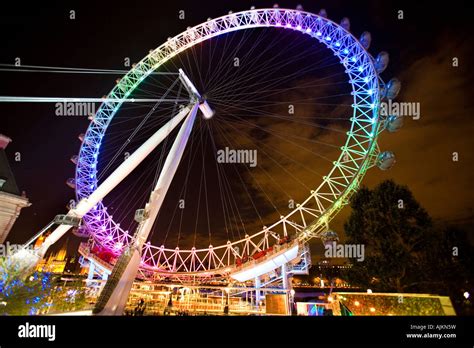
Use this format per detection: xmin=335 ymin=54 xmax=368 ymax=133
xmin=464 ymin=291 xmax=470 ymax=300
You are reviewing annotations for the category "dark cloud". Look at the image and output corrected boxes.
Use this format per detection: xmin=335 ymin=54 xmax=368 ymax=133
xmin=222 ymin=31 xmax=474 ymax=252
xmin=331 ymin=33 xmax=474 ymax=236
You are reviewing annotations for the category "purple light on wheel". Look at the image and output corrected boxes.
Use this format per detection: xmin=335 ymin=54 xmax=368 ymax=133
xmin=75 ymin=8 xmax=384 ymax=275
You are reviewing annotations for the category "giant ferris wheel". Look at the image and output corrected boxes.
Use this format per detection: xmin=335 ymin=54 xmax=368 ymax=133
xmin=68 ymin=6 xmax=402 ymax=288
xmin=12 ymin=6 xmax=404 ymax=313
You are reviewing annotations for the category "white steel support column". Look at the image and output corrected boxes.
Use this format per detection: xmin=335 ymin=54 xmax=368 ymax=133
xmin=281 ymin=263 xmax=292 ymax=315
xmin=96 ymin=102 xmax=200 ymax=315
xmin=135 ymin=102 xmax=200 ymax=248
xmin=282 ymin=263 xmax=289 ymax=290
xmin=30 ymin=104 xmax=193 ymax=262
xmin=255 ymin=276 xmax=261 ymax=305
xmin=87 ymin=261 xmax=96 ymax=281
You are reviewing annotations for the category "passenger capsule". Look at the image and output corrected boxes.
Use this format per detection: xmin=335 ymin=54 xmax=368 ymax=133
xmin=319 ymin=9 xmax=328 ymax=18
xmin=70 ymin=155 xmax=78 ymax=165
xmin=360 ymin=31 xmax=372 ymax=50
xmin=340 ymin=17 xmax=350 ymax=31
xmin=72 ymin=226 xmax=89 ymax=238
xmin=386 ymin=114 xmax=404 ymax=132
xmin=377 ymin=151 xmax=396 ymax=170
xmin=78 ymin=133 xmax=85 ymax=142
xmin=385 ymin=78 xmax=401 ymax=100
xmin=66 ymin=178 xmax=76 ymax=189
xmin=374 ymin=51 xmax=389 ymax=73
xmin=321 ymin=229 xmax=339 ymax=245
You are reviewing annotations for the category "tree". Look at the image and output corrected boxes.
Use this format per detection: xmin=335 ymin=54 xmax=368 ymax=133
xmin=343 ymin=180 xmax=433 ymax=292
xmin=49 ymin=279 xmax=88 ymax=313
xmin=0 ymin=257 xmax=53 ymax=315
xmin=343 ymin=179 xmax=473 ymax=310
xmin=421 ymin=225 xmax=474 ymax=314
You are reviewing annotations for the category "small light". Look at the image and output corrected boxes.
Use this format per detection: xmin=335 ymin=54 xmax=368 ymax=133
xmin=354 ymin=301 xmax=360 ymax=306
xmin=368 ymin=89 xmax=373 ymax=95
xmin=367 ymin=289 xmax=372 ymax=294
xmin=286 ymin=23 xmax=292 ymax=28
xmin=370 ymin=103 xmax=375 ymax=109
xmin=371 ymin=117 xmax=376 ymax=124
xmin=325 ymin=36 xmax=331 ymax=41
xmin=305 ymin=28 xmax=312 ymax=33
xmin=335 ymin=42 xmax=341 ymax=47
xmin=464 ymin=291 xmax=470 ymax=299
xmin=276 ymin=22 xmax=281 ymax=26
xmin=343 ymin=49 xmax=349 ymax=54
xmin=296 ymin=25 xmax=302 ymax=30
xmin=328 ymin=296 xmax=333 ymax=302
xmin=351 ymin=57 xmax=357 ymax=62
xmin=316 ymin=31 xmax=322 ymax=36
xmin=364 ymin=77 xmax=369 ymax=83
xmin=358 ymin=66 xmax=364 ymax=72
xmin=370 ymin=307 xmax=375 ymax=312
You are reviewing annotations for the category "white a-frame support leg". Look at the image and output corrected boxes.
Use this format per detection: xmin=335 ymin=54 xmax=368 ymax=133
xmin=135 ymin=102 xmax=200 ymax=248
xmin=18 ymin=69 xmax=212 ymax=271
xmin=94 ymin=102 xmax=199 ymax=315
xmin=13 ymin=104 xmax=193 ymax=270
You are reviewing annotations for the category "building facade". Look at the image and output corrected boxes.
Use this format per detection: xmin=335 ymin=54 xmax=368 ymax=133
xmin=0 ymin=134 xmax=30 ymax=243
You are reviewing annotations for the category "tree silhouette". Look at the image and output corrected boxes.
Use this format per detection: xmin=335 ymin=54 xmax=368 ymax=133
xmin=0 ymin=257 xmax=53 ymax=315
xmin=343 ymin=180 xmax=473 ymax=302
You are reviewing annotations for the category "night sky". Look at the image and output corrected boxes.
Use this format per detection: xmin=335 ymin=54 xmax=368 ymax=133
xmin=1 ymin=0 xmax=473 ymax=257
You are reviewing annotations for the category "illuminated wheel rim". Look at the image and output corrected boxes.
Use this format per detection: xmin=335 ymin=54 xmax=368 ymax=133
xmin=75 ymin=8 xmax=383 ymax=277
